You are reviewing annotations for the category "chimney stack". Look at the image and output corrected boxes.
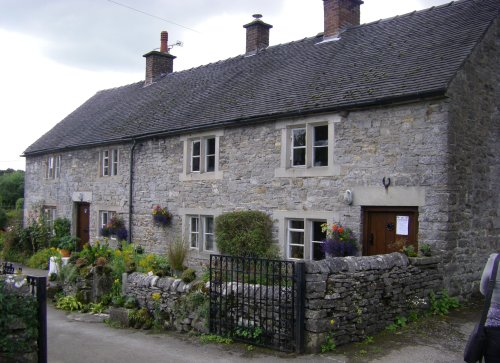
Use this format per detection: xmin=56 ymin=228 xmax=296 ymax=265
xmin=243 ymin=14 xmax=273 ymax=54
xmin=323 ymin=0 xmax=363 ymax=38
xmin=143 ymin=31 xmax=176 ymax=86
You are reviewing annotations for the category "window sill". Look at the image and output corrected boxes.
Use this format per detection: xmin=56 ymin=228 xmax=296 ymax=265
xmin=179 ymin=171 xmax=224 ymax=181
xmin=274 ymin=165 xmax=340 ymax=178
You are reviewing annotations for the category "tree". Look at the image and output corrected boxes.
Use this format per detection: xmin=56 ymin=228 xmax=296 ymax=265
xmin=0 ymin=170 xmax=25 ymax=209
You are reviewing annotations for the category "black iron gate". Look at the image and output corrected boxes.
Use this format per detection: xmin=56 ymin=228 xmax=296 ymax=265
xmin=209 ymin=255 xmax=305 ymax=353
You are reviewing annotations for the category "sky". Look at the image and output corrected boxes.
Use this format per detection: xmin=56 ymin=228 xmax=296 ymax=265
xmin=0 ymin=0 xmax=452 ymax=171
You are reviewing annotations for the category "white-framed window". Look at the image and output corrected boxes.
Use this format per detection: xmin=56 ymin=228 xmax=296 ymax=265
xmin=47 ymin=155 xmax=61 ymax=179
xmin=290 ymin=124 xmax=328 ymax=168
xmin=275 ymin=115 xmax=340 ymax=178
xmin=101 ymin=149 xmax=118 ymax=176
xmin=180 ymin=130 xmax=224 ymax=181
xmin=99 ymin=210 xmax=116 ymax=235
xmin=43 ymin=206 xmax=57 ymax=234
xmin=287 ymin=218 xmax=326 ymax=261
xmin=188 ymin=215 xmax=216 ymax=252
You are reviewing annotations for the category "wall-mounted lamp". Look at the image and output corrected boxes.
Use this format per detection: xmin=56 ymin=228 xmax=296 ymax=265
xmin=382 ymin=177 xmax=391 ymax=190
xmin=344 ymin=190 xmax=353 ymax=205
xmin=79 ymin=193 xmax=84 ymax=202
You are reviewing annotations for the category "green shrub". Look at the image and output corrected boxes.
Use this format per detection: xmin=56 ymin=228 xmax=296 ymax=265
xmin=0 ymin=279 xmax=38 ymax=357
xmin=429 ymin=290 xmax=460 ymax=315
xmin=167 ymin=239 xmax=188 ymax=272
xmin=181 ymin=268 xmax=196 ymax=284
xmin=215 ymin=211 xmax=274 ymax=258
xmin=15 ymin=198 xmax=24 ymax=210
xmin=137 ymin=253 xmax=171 ymax=277
xmin=56 ymin=295 xmax=83 ymax=311
xmin=26 ymin=248 xmax=61 ymax=269
xmin=0 ymin=209 xmax=7 ymax=230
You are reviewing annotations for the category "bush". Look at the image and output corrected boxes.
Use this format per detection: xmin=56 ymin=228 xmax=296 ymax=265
xmin=26 ymin=248 xmax=61 ymax=270
xmin=215 ymin=211 xmax=274 ymax=258
xmin=181 ymin=268 xmax=196 ymax=284
xmin=0 ymin=209 xmax=7 ymax=230
xmin=137 ymin=253 xmax=171 ymax=277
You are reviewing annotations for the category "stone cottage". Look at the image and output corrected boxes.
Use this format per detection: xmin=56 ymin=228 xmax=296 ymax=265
xmin=23 ymin=0 xmax=499 ymax=297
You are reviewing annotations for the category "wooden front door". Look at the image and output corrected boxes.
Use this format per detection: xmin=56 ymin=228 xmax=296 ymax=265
xmin=76 ymin=203 xmax=90 ymax=250
xmin=363 ymin=207 xmax=418 ymax=256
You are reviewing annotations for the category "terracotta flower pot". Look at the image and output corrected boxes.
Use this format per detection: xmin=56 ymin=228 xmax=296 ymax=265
xmin=60 ymin=249 xmax=71 ymax=257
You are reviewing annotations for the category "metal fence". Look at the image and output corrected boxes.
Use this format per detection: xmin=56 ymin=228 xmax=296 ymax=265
xmin=209 ymin=255 xmax=305 ymax=353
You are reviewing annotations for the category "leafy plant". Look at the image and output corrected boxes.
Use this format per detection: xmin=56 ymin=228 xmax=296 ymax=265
xmin=402 ymin=245 xmax=418 ymax=257
xmin=181 ymin=268 xmax=196 ymax=283
xmin=56 ymin=295 xmax=83 ymax=311
xmin=88 ymin=302 xmax=105 ymax=314
xmin=0 ymin=279 xmax=38 ymax=357
xmin=26 ymin=247 xmax=61 ymax=269
xmin=167 ymin=239 xmax=188 ymax=272
xmin=57 ymin=263 xmax=80 ymax=284
xmin=429 ymin=290 xmax=460 ymax=315
xmin=321 ymin=319 xmax=337 ymax=353
xmin=419 ymin=243 xmax=432 ymax=257
xmin=215 ymin=211 xmax=274 ymax=258
xmin=58 ymin=235 xmax=79 ymax=251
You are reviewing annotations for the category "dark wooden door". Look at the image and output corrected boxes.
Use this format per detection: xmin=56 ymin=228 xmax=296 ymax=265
xmin=363 ymin=207 xmax=418 ymax=256
xmin=77 ymin=203 xmax=90 ymax=249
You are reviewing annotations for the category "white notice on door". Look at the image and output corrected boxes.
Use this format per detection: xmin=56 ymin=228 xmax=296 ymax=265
xmin=396 ymin=216 xmax=409 ymax=236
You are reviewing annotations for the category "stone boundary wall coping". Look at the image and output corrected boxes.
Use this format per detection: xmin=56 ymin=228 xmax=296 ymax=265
xmin=126 ymin=272 xmax=194 ymax=293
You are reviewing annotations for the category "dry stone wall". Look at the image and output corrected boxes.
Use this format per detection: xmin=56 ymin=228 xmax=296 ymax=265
xmin=303 ymin=253 xmax=442 ymax=352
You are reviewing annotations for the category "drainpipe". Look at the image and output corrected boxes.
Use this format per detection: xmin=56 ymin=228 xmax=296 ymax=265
xmin=128 ymin=140 xmax=137 ymax=243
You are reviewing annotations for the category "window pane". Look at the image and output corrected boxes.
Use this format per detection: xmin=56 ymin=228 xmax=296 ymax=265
xmin=292 ymin=128 xmax=306 ymax=147
xmin=312 ymin=221 xmax=326 ymax=241
xmin=314 ymin=125 xmax=328 ymax=146
xmin=290 ymin=231 xmax=304 ymax=245
xmin=192 ymin=157 xmax=200 ymax=172
xmin=192 ymin=141 xmax=201 ymax=156
xmin=293 ymin=149 xmax=306 ymax=166
xmin=205 ymin=217 xmax=213 ymax=233
xmin=312 ymin=242 xmax=325 ymax=261
xmin=112 ymin=150 xmax=118 ymax=175
xmin=205 ymin=234 xmax=214 ymax=251
xmin=206 ymin=138 xmax=215 ymax=155
xmin=290 ymin=245 xmax=304 ymax=259
xmin=314 ymin=147 xmax=328 ymax=166
xmin=290 ymin=220 xmax=304 ymax=229
xmin=190 ymin=217 xmax=199 ymax=248
xmin=206 ymin=155 xmax=215 ymax=172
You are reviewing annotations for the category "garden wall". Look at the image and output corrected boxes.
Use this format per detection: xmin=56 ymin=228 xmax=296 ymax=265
xmin=303 ymin=253 xmax=442 ymax=352
xmin=123 ymin=272 xmax=207 ymax=332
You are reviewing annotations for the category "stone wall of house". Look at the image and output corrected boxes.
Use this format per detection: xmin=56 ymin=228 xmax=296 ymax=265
xmin=303 ymin=253 xmax=442 ymax=353
xmin=442 ymin=17 xmax=500 ymax=297
xmin=24 ymin=96 xmax=452 ymax=274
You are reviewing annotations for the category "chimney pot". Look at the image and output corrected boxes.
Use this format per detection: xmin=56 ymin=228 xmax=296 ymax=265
xmin=243 ymin=15 xmax=273 ymax=54
xmin=323 ymin=0 xmax=363 ymax=38
xmin=160 ymin=31 xmax=169 ymax=53
xmin=143 ymin=31 xmax=176 ymax=86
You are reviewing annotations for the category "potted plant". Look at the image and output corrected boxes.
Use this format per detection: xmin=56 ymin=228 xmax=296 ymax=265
xmin=321 ymin=223 xmax=358 ymax=257
xmin=58 ymin=235 xmax=79 ymax=257
xmin=152 ymin=205 xmax=172 ymax=226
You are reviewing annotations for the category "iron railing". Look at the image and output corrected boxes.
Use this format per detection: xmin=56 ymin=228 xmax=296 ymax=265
xmin=209 ymin=255 xmax=305 ymax=353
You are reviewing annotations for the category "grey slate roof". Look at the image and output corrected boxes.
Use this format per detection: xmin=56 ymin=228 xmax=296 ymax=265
xmin=24 ymin=0 xmax=499 ymax=155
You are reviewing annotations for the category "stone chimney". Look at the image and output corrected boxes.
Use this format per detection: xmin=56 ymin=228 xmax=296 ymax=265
xmin=143 ymin=31 xmax=176 ymax=86
xmin=323 ymin=0 xmax=363 ymax=38
xmin=243 ymin=14 xmax=273 ymax=54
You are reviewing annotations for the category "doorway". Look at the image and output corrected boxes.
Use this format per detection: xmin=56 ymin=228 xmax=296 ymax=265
xmin=363 ymin=207 xmax=418 ymax=256
xmin=76 ymin=202 xmax=90 ymax=250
